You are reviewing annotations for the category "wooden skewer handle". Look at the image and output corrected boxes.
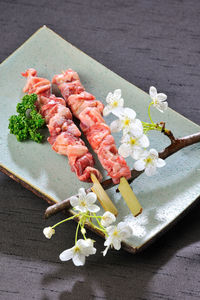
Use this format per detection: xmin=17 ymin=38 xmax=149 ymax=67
xmin=118 ymin=177 xmax=142 ymax=217
xmin=91 ymin=173 xmax=118 ymax=216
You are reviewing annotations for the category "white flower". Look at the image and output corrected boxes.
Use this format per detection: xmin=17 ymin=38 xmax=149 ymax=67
xmin=134 ymin=148 xmax=166 ymax=176
xmin=103 ymin=222 xmax=132 ymax=256
xmin=149 ymin=86 xmax=168 ymax=113
xmin=100 ymin=211 xmax=116 ymax=227
xmin=43 ymin=226 xmax=55 ymax=239
xmin=110 ymin=107 xmax=143 ymax=135
xmin=103 ymin=89 xmax=124 ymax=116
xmin=70 ymin=188 xmax=100 ymax=213
xmin=59 ymin=239 xmax=96 ymax=266
xmin=118 ymin=131 xmax=149 ymax=160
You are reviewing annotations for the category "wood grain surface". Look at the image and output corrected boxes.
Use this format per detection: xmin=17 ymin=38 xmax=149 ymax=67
xmin=0 ymin=0 xmax=200 ymax=299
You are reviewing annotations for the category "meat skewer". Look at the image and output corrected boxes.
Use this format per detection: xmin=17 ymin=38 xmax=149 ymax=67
xmin=52 ymin=69 xmax=131 ymax=184
xmin=21 ymin=69 xmax=103 ymax=183
xmin=52 ymin=69 xmax=142 ymax=216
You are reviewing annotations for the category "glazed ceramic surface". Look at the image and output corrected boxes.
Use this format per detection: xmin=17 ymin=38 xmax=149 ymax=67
xmin=0 ymin=27 xmax=200 ymax=251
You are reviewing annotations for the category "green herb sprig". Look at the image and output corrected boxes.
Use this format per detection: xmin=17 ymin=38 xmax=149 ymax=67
xmin=8 ymin=94 xmax=45 ymax=143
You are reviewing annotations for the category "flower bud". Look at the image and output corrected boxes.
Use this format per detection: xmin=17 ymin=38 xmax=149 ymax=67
xmin=81 ymin=227 xmax=86 ymax=235
xmin=43 ymin=226 xmax=55 ymax=239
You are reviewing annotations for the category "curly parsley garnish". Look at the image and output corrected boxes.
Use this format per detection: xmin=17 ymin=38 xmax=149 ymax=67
xmin=8 ymin=94 xmax=45 ymax=143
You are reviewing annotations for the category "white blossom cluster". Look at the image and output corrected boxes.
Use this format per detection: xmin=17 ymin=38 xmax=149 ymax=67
xmin=103 ymin=87 xmax=167 ymax=176
xmin=43 ymin=188 xmax=132 ymax=266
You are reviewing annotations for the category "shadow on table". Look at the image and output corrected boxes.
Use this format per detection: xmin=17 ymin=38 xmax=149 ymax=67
xmin=1 ymin=174 xmax=200 ymax=299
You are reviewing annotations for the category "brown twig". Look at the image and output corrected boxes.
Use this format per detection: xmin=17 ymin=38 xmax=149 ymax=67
xmin=160 ymin=122 xmax=176 ymax=143
xmin=44 ymin=131 xmax=200 ymax=219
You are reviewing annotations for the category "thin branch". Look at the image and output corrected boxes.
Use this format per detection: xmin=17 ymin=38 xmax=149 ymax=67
xmin=44 ymin=131 xmax=200 ymax=219
xmin=160 ymin=122 xmax=176 ymax=144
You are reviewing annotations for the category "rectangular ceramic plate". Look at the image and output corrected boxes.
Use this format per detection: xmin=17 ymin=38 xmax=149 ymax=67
xmin=0 ymin=26 xmax=200 ymax=253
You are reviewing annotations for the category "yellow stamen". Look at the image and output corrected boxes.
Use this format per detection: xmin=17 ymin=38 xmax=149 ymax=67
xmin=123 ymin=118 xmax=130 ymax=127
xmin=113 ymin=229 xmax=119 ymax=236
xmin=145 ymin=157 xmax=152 ymax=164
xmin=130 ymin=137 xmax=136 ymax=145
xmin=74 ymin=246 xmax=80 ymax=252
xmin=80 ymin=201 xmax=86 ymax=207
xmin=112 ymin=101 xmax=118 ymax=107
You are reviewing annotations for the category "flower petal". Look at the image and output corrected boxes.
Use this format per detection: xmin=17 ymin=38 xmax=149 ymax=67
xmin=110 ymin=119 xmax=122 ymax=132
xmin=112 ymin=107 xmax=124 ymax=117
xmin=103 ymin=105 xmax=113 ymax=116
xmin=106 ymin=92 xmax=113 ymax=104
xmin=83 ymin=239 xmax=97 ymax=256
xmin=134 ymin=118 xmax=143 ymax=129
xmin=103 ymin=246 xmax=110 ymax=256
xmin=134 ymin=159 xmax=146 ymax=171
xmin=118 ymin=97 xmax=124 ymax=107
xmin=75 ymin=205 xmax=87 ymax=213
xmin=72 ymin=252 xmax=86 ymax=266
xmin=130 ymin=119 xmax=143 ymax=137
xmin=121 ymin=134 xmax=130 ymax=143
xmin=149 ymin=149 xmax=158 ymax=157
xmin=149 ymin=86 xmax=157 ymax=98
xmin=118 ymin=143 xmax=132 ymax=158
xmin=88 ymin=204 xmax=100 ymax=213
xmin=123 ymin=107 xmax=136 ymax=120
xmin=76 ymin=239 xmax=86 ymax=248
xmin=139 ymin=134 xmax=149 ymax=148
xmin=86 ymin=192 xmax=97 ymax=205
xmin=156 ymin=158 xmax=166 ymax=168
xmin=77 ymin=239 xmax=96 ymax=256
xmin=112 ymin=238 xmax=121 ymax=250
xmin=113 ymin=89 xmax=122 ymax=99
xmin=78 ymin=188 xmax=86 ymax=198
xmin=70 ymin=196 xmax=79 ymax=207
xmin=145 ymin=164 xmax=157 ymax=176
xmin=59 ymin=248 xmax=74 ymax=261
xmin=157 ymin=93 xmax=167 ymax=102
xmin=104 ymin=237 xmax=112 ymax=247
xmin=106 ymin=225 xmax=115 ymax=235
xmin=131 ymin=147 xmax=144 ymax=160
xmin=101 ymin=211 xmax=116 ymax=227
xmin=158 ymin=101 xmax=168 ymax=112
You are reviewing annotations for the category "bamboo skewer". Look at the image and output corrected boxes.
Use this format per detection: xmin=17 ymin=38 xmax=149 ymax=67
xmin=91 ymin=174 xmax=142 ymax=217
xmin=90 ymin=173 xmax=118 ymax=216
xmin=118 ymin=177 xmax=142 ymax=216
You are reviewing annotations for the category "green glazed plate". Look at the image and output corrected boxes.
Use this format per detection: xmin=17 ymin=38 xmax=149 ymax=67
xmin=0 ymin=26 xmax=200 ymax=253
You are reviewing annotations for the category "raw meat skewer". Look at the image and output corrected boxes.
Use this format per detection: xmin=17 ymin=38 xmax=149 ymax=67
xmin=22 ymin=68 xmax=102 ymax=183
xmin=52 ymin=69 xmax=131 ymax=185
xmin=52 ymin=69 xmax=142 ymax=216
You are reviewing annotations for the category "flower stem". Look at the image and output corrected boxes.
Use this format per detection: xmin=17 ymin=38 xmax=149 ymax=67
xmin=52 ymin=213 xmax=80 ymax=229
xmin=142 ymin=121 xmax=163 ymax=134
xmin=83 ymin=214 xmax=102 ymax=219
xmin=80 ymin=216 xmax=87 ymax=240
xmin=75 ymin=221 xmax=80 ymax=244
xmin=88 ymin=220 xmax=108 ymax=236
xmin=93 ymin=213 xmax=105 ymax=230
xmin=148 ymin=102 xmax=154 ymax=124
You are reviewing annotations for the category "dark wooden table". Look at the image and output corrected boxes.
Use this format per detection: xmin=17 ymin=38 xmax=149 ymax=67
xmin=0 ymin=1 xmax=200 ymax=299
